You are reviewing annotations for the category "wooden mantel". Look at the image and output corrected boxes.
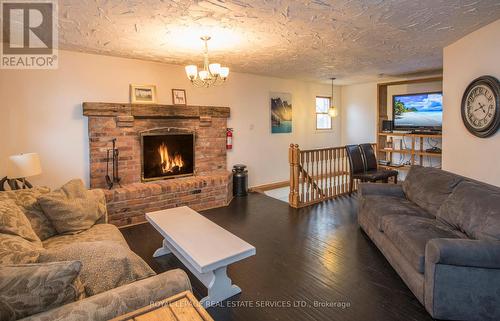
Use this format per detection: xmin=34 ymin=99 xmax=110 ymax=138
xmin=83 ymin=102 xmax=230 ymax=119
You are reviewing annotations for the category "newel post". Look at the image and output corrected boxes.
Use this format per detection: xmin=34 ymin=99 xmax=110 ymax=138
xmin=289 ymin=144 xmax=300 ymax=208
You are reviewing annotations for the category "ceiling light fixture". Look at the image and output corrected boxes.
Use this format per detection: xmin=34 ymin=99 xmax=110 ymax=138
xmin=185 ymin=36 xmax=229 ymax=88
xmin=328 ymin=77 xmax=338 ymax=118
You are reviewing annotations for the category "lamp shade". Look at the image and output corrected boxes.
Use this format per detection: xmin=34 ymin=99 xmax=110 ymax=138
xmin=328 ymin=106 xmax=338 ymax=118
xmin=198 ymin=70 xmax=210 ymax=81
xmin=185 ymin=65 xmax=198 ymax=80
xmin=219 ymin=67 xmax=229 ymax=79
xmin=7 ymin=153 xmax=42 ymax=179
xmin=209 ymin=63 xmax=221 ymax=75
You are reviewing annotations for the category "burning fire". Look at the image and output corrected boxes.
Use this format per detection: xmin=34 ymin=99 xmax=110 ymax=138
xmin=158 ymin=142 xmax=184 ymax=173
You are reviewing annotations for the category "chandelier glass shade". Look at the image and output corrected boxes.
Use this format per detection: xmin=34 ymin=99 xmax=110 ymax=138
xmin=185 ymin=36 xmax=229 ymax=88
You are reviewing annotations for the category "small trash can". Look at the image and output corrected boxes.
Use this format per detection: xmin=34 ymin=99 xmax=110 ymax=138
xmin=232 ymin=164 xmax=248 ymax=197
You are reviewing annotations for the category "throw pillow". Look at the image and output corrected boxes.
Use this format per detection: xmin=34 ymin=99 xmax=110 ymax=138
xmin=38 ymin=179 xmax=106 ymax=234
xmin=39 ymin=241 xmax=156 ymax=296
xmin=0 ymin=187 xmax=56 ymax=240
xmin=0 ymin=233 xmax=43 ymax=265
xmin=0 ymin=198 xmax=40 ymax=243
xmin=0 ymin=261 xmax=85 ymax=321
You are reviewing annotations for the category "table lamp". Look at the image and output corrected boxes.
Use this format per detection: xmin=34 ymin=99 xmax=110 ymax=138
xmin=0 ymin=153 xmax=42 ymax=190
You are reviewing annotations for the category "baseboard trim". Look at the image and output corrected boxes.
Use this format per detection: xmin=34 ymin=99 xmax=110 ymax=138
xmin=250 ymin=180 xmax=289 ymax=193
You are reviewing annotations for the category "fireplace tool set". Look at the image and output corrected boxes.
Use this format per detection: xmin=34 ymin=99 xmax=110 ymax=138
xmin=105 ymin=138 xmax=121 ymax=189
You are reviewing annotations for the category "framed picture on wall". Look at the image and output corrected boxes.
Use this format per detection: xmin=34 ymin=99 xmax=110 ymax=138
xmin=130 ymin=84 xmax=157 ymax=104
xmin=270 ymin=92 xmax=292 ymax=134
xmin=172 ymin=89 xmax=187 ymax=106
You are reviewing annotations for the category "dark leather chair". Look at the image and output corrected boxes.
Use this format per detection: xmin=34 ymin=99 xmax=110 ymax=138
xmin=346 ymin=144 xmax=398 ymax=194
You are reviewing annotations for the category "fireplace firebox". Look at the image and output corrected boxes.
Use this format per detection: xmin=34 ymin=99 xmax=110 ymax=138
xmin=141 ymin=131 xmax=195 ymax=181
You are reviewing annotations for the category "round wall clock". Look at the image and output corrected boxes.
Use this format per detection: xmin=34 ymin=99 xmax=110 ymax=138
xmin=461 ymin=75 xmax=500 ymax=138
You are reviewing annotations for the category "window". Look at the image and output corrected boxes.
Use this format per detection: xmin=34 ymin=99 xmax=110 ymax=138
xmin=315 ymin=96 xmax=332 ymax=130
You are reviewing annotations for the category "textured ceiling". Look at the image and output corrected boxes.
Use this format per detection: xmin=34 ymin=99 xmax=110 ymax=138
xmin=58 ymin=0 xmax=500 ymax=84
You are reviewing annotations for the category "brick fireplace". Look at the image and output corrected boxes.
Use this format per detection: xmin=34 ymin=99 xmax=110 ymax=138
xmin=83 ymin=102 xmax=232 ymax=226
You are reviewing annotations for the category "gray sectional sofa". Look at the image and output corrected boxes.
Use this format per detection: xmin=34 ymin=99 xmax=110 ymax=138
xmin=358 ymin=166 xmax=500 ymax=321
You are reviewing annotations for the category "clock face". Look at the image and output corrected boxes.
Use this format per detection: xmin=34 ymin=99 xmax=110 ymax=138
xmin=465 ymin=84 xmax=496 ymax=130
xmin=461 ymin=76 xmax=500 ymax=138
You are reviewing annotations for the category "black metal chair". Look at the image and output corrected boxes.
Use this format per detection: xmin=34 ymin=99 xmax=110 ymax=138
xmin=346 ymin=144 xmax=398 ymax=194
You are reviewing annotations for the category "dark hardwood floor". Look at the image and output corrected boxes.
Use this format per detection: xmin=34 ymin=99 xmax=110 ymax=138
xmin=121 ymin=192 xmax=434 ymax=321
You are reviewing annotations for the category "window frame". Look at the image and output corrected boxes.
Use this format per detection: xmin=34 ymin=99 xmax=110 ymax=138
xmin=315 ymin=96 xmax=333 ymax=131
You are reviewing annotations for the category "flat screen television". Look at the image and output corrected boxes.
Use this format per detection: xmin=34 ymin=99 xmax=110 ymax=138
xmin=392 ymin=91 xmax=443 ymax=131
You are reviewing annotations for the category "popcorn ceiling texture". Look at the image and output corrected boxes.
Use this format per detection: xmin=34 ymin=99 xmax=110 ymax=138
xmin=58 ymin=0 xmax=500 ymax=83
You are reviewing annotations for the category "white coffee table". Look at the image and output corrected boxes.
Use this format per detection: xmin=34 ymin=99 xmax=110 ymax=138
xmin=146 ymin=206 xmax=256 ymax=307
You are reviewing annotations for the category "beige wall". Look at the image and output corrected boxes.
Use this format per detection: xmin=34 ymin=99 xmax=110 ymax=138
xmin=442 ymin=19 xmax=500 ymax=186
xmin=0 ymin=50 xmax=341 ymax=188
xmin=340 ymin=82 xmax=378 ymax=145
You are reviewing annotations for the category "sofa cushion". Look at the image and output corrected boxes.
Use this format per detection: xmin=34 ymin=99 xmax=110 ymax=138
xmin=0 ymin=198 xmax=40 ymax=243
xmin=0 ymin=233 xmax=43 ymax=265
xmin=0 ymin=187 xmax=56 ymax=240
xmin=0 ymin=261 xmax=85 ymax=321
xmin=402 ymin=166 xmax=462 ymax=216
xmin=39 ymin=241 xmax=156 ymax=296
xmin=437 ymin=180 xmax=500 ymax=241
xmin=382 ymin=215 xmax=465 ymax=273
xmin=38 ymin=179 xmax=107 ymax=234
xmin=359 ymin=195 xmax=433 ymax=232
xmin=42 ymin=223 xmax=129 ymax=250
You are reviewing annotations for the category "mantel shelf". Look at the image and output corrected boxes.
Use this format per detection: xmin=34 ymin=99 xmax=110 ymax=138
xmin=83 ymin=102 xmax=230 ymax=119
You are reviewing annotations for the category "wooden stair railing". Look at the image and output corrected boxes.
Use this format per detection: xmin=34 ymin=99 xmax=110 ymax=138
xmin=289 ymin=144 xmax=374 ymax=208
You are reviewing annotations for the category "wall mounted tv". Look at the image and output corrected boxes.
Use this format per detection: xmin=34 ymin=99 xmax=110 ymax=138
xmin=392 ymin=92 xmax=443 ymax=130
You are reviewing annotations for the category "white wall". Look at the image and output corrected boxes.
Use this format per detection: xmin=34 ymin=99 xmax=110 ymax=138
xmin=340 ymin=82 xmax=378 ymax=145
xmin=0 ymin=50 xmax=341 ymax=188
xmin=442 ymin=19 xmax=500 ymax=186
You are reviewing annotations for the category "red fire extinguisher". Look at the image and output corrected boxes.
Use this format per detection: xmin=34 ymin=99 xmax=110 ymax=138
xmin=226 ymin=128 xmax=233 ymax=150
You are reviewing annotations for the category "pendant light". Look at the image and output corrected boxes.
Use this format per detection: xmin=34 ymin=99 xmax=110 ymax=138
xmin=328 ymin=77 xmax=338 ymax=118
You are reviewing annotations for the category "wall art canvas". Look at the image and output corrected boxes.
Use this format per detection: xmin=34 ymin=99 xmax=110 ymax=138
xmin=270 ymin=92 xmax=292 ymax=134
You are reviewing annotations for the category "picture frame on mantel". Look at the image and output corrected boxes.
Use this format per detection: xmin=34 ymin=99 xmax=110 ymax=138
xmin=130 ymin=84 xmax=157 ymax=104
xmin=172 ymin=89 xmax=187 ymax=106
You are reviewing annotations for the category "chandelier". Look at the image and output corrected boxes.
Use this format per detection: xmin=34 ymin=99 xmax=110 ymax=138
xmin=185 ymin=36 xmax=229 ymax=88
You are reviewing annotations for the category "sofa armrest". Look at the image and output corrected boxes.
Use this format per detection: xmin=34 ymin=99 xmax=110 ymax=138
xmin=424 ymin=239 xmax=500 ymax=320
xmin=20 ymin=269 xmax=192 ymax=321
xmin=426 ymin=238 xmax=500 ymax=269
xmin=359 ymin=183 xmax=405 ymax=198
